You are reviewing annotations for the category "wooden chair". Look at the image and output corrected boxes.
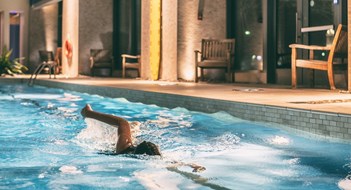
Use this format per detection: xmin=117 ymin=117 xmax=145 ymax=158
xmin=194 ymin=39 xmax=235 ymax=82
xmin=121 ymin=54 xmax=141 ymax=78
xmin=90 ymin=49 xmax=114 ymax=77
xmin=289 ymin=24 xmax=347 ymax=90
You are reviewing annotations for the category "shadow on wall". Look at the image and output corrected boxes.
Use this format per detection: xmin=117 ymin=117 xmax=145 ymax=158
xmin=79 ymin=31 xmax=113 ymax=76
xmin=99 ymin=32 xmax=113 ymax=50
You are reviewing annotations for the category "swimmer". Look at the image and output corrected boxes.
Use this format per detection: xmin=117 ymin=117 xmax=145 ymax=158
xmin=81 ymin=104 xmax=206 ymax=173
xmin=81 ymin=104 xmax=161 ymax=156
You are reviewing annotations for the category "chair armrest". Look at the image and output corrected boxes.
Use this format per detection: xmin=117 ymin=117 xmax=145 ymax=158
xmin=194 ymin=50 xmax=202 ymax=63
xmin=289 ymin=44 xmax=331 ymax=51
xmin=89 ymin=57 xmax=94 ymax=68
xmin=121 ymin=54 xmax=140 ymax=59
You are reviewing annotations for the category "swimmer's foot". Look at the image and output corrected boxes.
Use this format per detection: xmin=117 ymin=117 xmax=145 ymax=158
xmin=169 ymin=162 xmax=206 ymax=173
xmin=81 ymin=104 xmax=93 ymax=117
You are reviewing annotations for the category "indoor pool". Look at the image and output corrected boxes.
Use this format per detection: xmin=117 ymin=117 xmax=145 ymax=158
xmin=0 ymin=84 xmax=350 ymax=190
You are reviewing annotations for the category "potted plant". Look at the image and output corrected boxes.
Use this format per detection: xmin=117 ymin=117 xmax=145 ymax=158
xmin=0 ymin=46 xmax=27 ymax=76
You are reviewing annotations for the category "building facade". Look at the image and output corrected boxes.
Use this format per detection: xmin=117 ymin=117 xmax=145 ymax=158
xmin=0 ymin=0 xmax=349 ymax=88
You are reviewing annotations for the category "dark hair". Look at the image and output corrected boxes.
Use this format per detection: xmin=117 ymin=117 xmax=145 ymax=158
xmin=134 ymin=141 xmax=161 ymax=156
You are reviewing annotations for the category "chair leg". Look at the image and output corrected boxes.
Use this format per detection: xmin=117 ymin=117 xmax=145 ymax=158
xmin=327 ymin=68 xmax=336 ymax=90
xmin=200 ymin=68 xmax=204 ymax=82
xmin=53 ymin=65 xmax=57 ymax=79
xmin=291 ymin=67 xmax=296 ymax=88
xmin=195 ymin=66 xmax=198 ymax=83
xmin=49 ymin=66 xmax=52 ymax=79
xmin=122 ymin=67 xmax=125 ymax=78
xmin=291 ymin=48 xmax=297 ymax=88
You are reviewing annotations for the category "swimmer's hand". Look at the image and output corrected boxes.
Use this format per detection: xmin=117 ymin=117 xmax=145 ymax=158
xmin=170 ymin=161 xmax=206 ymax=173
xmin=81 ymin=104 xmax=93 ymax=118
xmin=188 ymin=163 xmax=206 ymax=173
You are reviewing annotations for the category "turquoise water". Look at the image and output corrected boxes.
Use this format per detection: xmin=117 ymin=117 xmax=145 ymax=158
xmin=0 ymin=84 xmax=350 ymax=190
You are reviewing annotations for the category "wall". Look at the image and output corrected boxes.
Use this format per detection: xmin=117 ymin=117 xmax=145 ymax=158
xmin=177 ymin=0 xmax=226 ymax=81
xmin=28 ymin=3 xmax=58 ymax=72
xmin=78 ymin=0 xmax=113 ymax=76
xmin=0 ymin=0 xmax=29 ymax=66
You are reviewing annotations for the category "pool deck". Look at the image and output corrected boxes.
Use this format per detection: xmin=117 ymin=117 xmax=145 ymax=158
xmin=2 ymin=75 xmax=351 ymax=142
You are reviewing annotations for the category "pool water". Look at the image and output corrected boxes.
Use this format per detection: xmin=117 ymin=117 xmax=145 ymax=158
xmin=0 ymin=84 xmax=350 ymax=190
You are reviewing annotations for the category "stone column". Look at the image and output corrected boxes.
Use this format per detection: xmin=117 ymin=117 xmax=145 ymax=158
xmin=160 ymin=0 xmax=178 ymax=81
xmin=141 ymin=0 xmax=151 ymax=79
xmin=62 ymin=0 xmax=79 ymax=77
xmin=348 ymin=0 xmax=351 ymax=90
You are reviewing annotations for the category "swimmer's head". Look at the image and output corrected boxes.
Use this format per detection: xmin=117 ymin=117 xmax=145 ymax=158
xmin=134 ymin=141 xmax=161 ymax=156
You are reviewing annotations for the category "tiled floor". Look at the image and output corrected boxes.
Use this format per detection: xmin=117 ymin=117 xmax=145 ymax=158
xmin=26 ymin=76 xmax=351 ymax=115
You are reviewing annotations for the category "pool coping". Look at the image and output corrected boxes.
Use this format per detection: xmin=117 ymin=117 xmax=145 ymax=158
xmin=2 ymin=77 xmax=351 ymax=143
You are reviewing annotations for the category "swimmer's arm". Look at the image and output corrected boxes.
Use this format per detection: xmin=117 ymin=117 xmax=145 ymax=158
xmin=81 ymin=104 xmax=129 ymax=127
xmin=81 ymin=104 xmax=133 ymax=153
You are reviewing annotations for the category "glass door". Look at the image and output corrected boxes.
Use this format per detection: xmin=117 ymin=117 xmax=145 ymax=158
xmin=113 ymin=0 xmax=141 ymax=70
xmin=227 ymin=0 xmax=266 ymax=83
xmin=234 ymin=0 xmax=263 ymax=71
xmin=276 ymin=0 xmax=297 ymax=68
xmin=275 ymin=0 xmax=345 ymax=81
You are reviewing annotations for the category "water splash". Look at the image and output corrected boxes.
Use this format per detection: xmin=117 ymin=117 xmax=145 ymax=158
xmin=75 ymin=118 xmax=119 ymax=152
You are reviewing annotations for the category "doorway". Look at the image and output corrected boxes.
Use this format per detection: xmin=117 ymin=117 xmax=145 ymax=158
xmin=113 ymin=0 xmax=141 ymax=70
xmin=9 ymin=12 xmax=22 ymax=60
xmin=274 ymin=0 xmax=346 ymax=84
xmin=227 ymin=0 xmax=266 ymax=83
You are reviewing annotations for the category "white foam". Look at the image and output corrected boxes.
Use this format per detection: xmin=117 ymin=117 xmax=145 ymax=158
xmin=208 ymin=111 xmax=244 ymax=123
xmin=338 ymin=175 xmax=351 ymax=190
xmin=76 ymin=118 xmax=118 ymax=151
xmin=135 ymin=170 xmax=182 ymax=190
xmin=58 ymin=93 xmax=82 ymax=101
xmin=284 ymin=158 xmax=300 ymax=165
xmin=38 ymin=173 xmax=45 ymax=179
xmin=53 ymin=139 xmax=68 ymax=145
xmin=59 ymin=165 xmax=83 ymax=174
xmin=268 ymin=136 xmax=291 ymax=145
xmin=0 ymin=95 xmax=13 ymax=100
xmin=13 ymin=93 xmax=62 ymax=100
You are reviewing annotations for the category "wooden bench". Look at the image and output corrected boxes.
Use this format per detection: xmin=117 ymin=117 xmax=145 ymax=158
xmin=289 ymin=24 xmax=347 ymax=90
xmin=194 ymin=39 xmax=235 ymax=82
